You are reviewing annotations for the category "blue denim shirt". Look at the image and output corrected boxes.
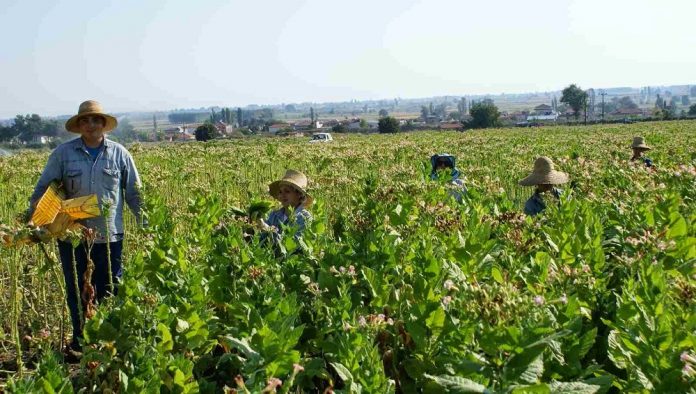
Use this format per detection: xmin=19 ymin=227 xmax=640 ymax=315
xmin=263 ymin=207 xmax=312 ymax=240
xmin=524 ymin=188 xmax=562 ymax=216
xmin=28 ymin=137 xmax=144 ymax=243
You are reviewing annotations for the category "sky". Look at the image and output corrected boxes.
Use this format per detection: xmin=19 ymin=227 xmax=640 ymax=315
xmin=1 ymin=0 xmax=695 ymax=118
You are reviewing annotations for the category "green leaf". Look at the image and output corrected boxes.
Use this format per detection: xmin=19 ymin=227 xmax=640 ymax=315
xmin=423 ymin=374 xmax=487 ymax=393
xmin=426 ymin=306 xmax=446 ymax=338
xmin=510 ymin=384 xmax=551 ymax=393
xmin=491 ymin=265 xmax=504 ymax=284
xmin=519 ymin=356 xmax=544 ymax=384
xmin=548 ymin=381 xmax=601 ymax=393
xmin=576 ymin=328 xmax=597 ymax=359
xmin=119 ymin=370 xmax=130 ymax=392
xmin=157 ymin=323 xmax=173 ymax=352
xmin=666 ymin=212 xmax=687 ymax=238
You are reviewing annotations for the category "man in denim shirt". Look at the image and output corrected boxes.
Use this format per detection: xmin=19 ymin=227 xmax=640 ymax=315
xmin=27 ymin=100 xmax=144 ymax=355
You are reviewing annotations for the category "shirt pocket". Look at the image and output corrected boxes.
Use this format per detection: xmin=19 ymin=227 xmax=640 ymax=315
xmin=102 ymin=167 xmax=121 ymax=191
xmin=64 ymin=169 xmax=83 ymax=196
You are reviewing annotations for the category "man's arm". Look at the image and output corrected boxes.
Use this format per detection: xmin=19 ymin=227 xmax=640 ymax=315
xmin=122 ymin=152 xmax=145 ymax=226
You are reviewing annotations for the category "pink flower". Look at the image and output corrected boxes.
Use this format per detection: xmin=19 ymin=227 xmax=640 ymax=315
xmin=681 ymin=351 xmax=696 ymax=365
xmin=442 ymin=296 xmax=452 ymax=306
xmin=560 ymin=294 xmax=568 ymax=304
xmin=293 ymin=363 xmax=305 ymax=373
xmin=683 ymin=363 xmax=696 ymax=378
xmin=267 ymin=378 xmax=282 ymax=389
xmin=534 ymin=295 xmax=545 ymax=306
xmin=443 ymin=279 xmax=455 ymax=291
xmin=358 ymin=316 xmax=367 ymax=327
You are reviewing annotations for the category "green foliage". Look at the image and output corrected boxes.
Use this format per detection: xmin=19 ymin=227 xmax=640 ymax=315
xmin=378 ymin=116 xmax=400 ymax=133
xmin=561 ymin=84 xmax=589 ymax=119
xmin=1 ymin=123 xmax=695 ymax=392
xmin=195 ymin=123 xmax=217 ymax=141
xmin=467 ymin=101 xmax=501 ymax=129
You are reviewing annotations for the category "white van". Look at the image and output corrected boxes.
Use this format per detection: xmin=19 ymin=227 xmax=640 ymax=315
xmin=309 ymin=133 xmax=333 ymax=143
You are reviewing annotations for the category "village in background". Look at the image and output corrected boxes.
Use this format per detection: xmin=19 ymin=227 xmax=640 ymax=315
xmin=1 ymin=83 xmax=696 ymax=151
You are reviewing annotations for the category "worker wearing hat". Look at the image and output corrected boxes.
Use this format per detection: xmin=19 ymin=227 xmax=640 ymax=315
xmin=27 ymin=100 xmax=145 ymax=357
xmin=519 ymin=156 xmax=569 ymax=216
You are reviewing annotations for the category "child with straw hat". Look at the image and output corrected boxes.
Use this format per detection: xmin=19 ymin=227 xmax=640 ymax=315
xmin=260 ymin=170 xmax=313 ymax=253
xmin=630 ymin=136 xmax=653 ymax=168
xmin=518 ymin=157 xmax=569 ymax=216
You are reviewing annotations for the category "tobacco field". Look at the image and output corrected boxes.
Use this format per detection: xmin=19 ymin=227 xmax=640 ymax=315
xmin=0 ymin=122 xmax=695 ymax=393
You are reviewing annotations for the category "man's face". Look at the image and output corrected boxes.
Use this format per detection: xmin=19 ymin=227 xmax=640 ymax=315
xmin=77 ymin=115 xmax=106 ymax=139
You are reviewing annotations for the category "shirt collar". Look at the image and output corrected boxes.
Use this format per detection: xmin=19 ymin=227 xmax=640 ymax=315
xmin=74 ymin=137 xmax=112 ymax=151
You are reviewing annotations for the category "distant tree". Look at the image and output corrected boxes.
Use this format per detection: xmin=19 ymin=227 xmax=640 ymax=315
xmin=429 ymin=102 xmax=434 ymax=115
xmin=332 ymin=124 xmax=346 ymax=133
xmin=111 ymin=118 xmax=138 ymax=142
xmin=378 ymin=116 xmax=400 ymax=133
xmin=237 ymin=108 xmax=243 ymax=126
xmin=195 ymin=123 xmax=217 ymax=141
xmin=670 ymin=97 xmax=679 ymax=110
xmin=552 ymin=96 xmax=558 ymax=111
xmin=560 ymin=84 xmax=588 ymax=120
xmin=655 ymin=95 xmax=665 ymax=109
xmin=466 ymin=102 xmax=500 ymax=129
xmin=434 ymin=103 xmax=447 ymax=118
xmin=378 ymin=109 xmax=389 ymax=118
xmin=616 ymin=96 xmax=638 ymax=109
xmin=691 ymin=86 xmax=696 ymax=97
xmin=310 ymin=107 xmax=315 ymax=125
xmin=284 ymin=104 xmax=297 ymax=112
xmin=420 ymin=106 xmax=429 ymax=121
xmin=681 ymin=95 xmax=690 ymax=106
xmin=688 ymin=104 xmax=696 ymax=116
xmin=152 ymin=114 xmax=158 ymax=132
xmin=359 ymin=119 xmax=368 ymax=129
xmin=363 ymin=104 xmax=368 ymax=114
xmin=448 ymin=111 xmax=461 ymax=121
xmin=168 ymin=112 xmax=201 ymax=124
xmin=457 ymin=98 xmax=468 ymax=117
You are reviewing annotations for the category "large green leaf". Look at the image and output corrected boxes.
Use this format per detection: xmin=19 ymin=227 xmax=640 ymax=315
xmin=423 ymin=374 xmax=487 ymax=393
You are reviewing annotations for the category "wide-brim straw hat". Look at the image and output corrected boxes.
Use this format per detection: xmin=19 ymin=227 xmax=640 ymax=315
xmin=518 ymin=156 xmax=569 ymax=186
xmin=269 ymin=170 xmax=313 ymax=207
xmin=631 ymin=136 xmax=651 ymax=150
xmin=65 ymin=100 xmax=118 ymax=133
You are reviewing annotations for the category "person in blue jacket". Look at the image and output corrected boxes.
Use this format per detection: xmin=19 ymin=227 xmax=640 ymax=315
xmin=430 ymin=154 xmax=467 ymax=201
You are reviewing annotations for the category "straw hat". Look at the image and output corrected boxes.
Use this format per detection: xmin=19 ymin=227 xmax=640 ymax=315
xmin=269 ymin=170 xmax=313 ymax=207
xmin=65 ymin=100 xmax=118 ymax=133
xmin=518 ymin=156 xmax=569 ymax=186
xmin=631 ymin=136 xmax=651 ymax=150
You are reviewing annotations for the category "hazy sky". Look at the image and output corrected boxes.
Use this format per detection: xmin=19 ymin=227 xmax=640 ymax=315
xmin=1 ymin=0 xmax=695 ymax=117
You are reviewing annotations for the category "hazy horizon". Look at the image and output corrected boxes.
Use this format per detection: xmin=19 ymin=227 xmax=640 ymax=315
xmin=2 ymin=0 xmax=695 ymax=118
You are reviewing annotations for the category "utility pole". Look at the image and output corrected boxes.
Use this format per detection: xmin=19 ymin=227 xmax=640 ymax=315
xmin=599 ymin=91 xmax=607 ymax=122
